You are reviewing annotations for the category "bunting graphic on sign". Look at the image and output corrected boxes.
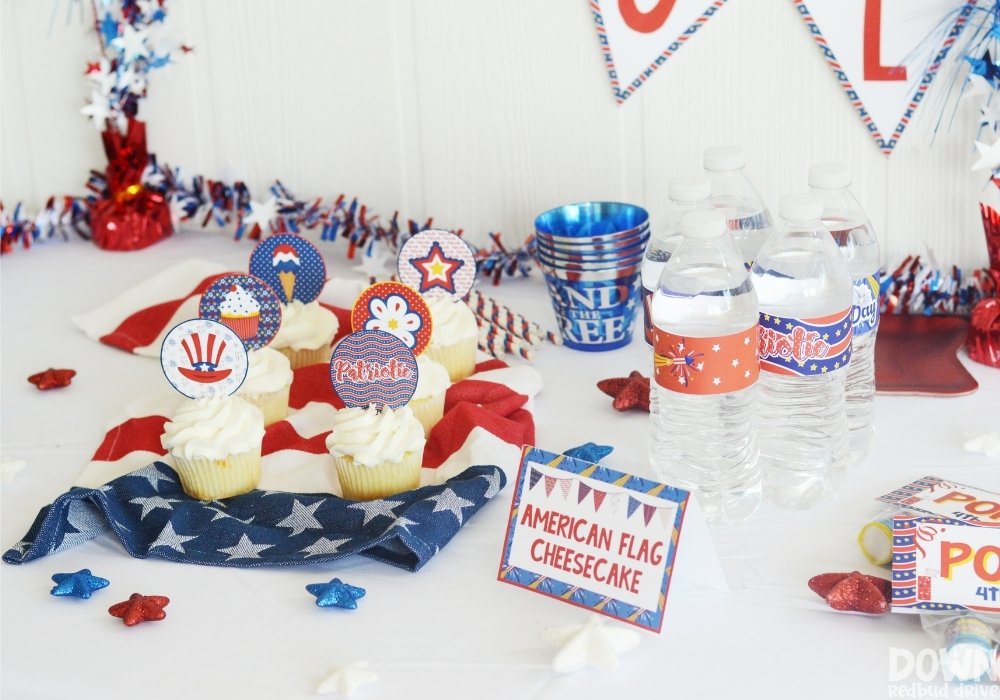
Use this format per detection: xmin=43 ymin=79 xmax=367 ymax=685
xmin=527 ymin=466 xmax=676 ymax=527
xmin=591 ymin=0 xmax=730 ymax=104
xmin=794 ymin=0 xmax=976 ymax=155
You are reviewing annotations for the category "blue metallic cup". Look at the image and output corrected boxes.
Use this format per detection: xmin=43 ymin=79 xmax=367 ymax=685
xmin=535 ymin=202 xmax=649 ymax=242
xmin=535 ymin=237 xmax=649 ymax=264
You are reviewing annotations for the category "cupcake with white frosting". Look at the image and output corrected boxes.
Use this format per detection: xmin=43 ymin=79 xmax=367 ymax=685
xmin=423 ymin=297 xmax=479 ymax=382
xmin=271 ymin=300 xmax=339 ymax=369
xmin=237 ymin=347 xmax=293 ymax=427
xmin=160 ymin=395 xmax=266 ymax=500
xmin=407 ymin=354 xmax=451 ymax=435
xmin=325 ymin=404 xmax=425 ymax=501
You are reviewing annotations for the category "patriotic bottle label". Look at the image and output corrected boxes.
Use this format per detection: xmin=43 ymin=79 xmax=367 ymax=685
xmin=758 ymin=308 xmax=853 ymax=376
xmin=852 ymin=274 xmax=880 ymax=336
xmin=653 ymin=325 xmax=759 ymax=395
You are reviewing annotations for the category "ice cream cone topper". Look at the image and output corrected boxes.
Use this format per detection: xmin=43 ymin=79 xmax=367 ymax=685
xmin=249 ymin=234 xmax=326 ymax=306
xmin=198 ymin=274 xmax=283 ymax=351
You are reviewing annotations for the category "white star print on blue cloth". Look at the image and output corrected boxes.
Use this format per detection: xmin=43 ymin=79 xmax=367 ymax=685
xmin=4 ymin=463 xmax=505 ymax=572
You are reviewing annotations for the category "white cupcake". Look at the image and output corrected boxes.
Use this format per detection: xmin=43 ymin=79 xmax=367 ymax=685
xmin=271 ymin=300 xmax=339 ymax=369
xmin=407 ymin=354 xmax=451 ymax=435
xmin=423 ymin=297 xmax=479 ymax=382
xmin=325 ymin=405 xmax=425 ymax=501
xmin=236 ymin=347 xmax=293 ymax=427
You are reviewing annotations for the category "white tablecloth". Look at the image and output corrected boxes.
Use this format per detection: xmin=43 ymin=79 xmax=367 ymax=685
xmin=2 ymin=232 xmax=999 ymax=699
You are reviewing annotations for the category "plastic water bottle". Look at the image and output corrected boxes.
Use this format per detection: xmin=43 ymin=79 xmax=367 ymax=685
xmin=642 ymin=176 xmax=713 ymax=470
xmin=809 ymin=164 xmax=880 ymax=468
xmin=651 ymin=210 xmax=761 ymax=525
xmin=704 ymin=146 xmax=775 ymax=266
xmin=751 ymin=193 xmax=854 ymax=509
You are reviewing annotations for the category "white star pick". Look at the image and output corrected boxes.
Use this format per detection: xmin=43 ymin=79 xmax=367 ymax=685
xmin=317 ymin=660 xmax=378 ymax=696
xmin=80 ymin=90 xmax=112 ymax=129
xmin=300 ymin=536 xmax=351 ymax=558
xmin=276 ymin=499 xmax=323 ymax=536
xmin=426 ymin=488 xmax=475 ymax=525
xmin=217 ymin=533 xmax=273 ymax=561
xmin=149 ymin=521 xmax=196 ymax=554
xmin=353 ymin=242 xmax=394 ymax=280
xmin=110 ymin=23 xmax=150 ymax=63
xmin=542 ymin=614 xmax=641 ymax=673
xmin=116 ymin=61 xmax=146 ymax=96
xmin=240 ymin=196 xmax=279 ymax=234
xmin=972 ymin=139 xmax=1000 ymax=172
xmin=963 ymin=431 xmax=1000 ymax=458
xmin=1 ymin=457 xmax=26 ymax=484
xmin=347 ymin=499 xmax=404 ymax=526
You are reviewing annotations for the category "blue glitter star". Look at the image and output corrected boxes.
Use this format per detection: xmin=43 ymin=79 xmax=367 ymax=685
xmin=306 ymin=578 xmax=366 ymax=609
xmin=99 ymin=13 xmax=119 ymax=44
xmin=563 ymin=442 xmax=614 ymax=463
xmin=50 ymin=569 xmax=110 ymax=599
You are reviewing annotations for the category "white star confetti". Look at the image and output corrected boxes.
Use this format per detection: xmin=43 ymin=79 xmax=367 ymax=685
xmin=317 ymin=660 xmax=379 ymax=696
xmin=972 ymin=139 xmax=1000 ymax=172
xmin=240 ymin=196 xmax=280 ymax=234
xmin=80 ymin=89 xmax=112 ymax=129
xmin=541 ymin=615 xmax=641 ymax=673
xmin=110 ymin=23 xmax=151 ymax=63
xmin=963 ymin=431 xmax=1000 ymax=458
xmin=1 ymin=457 xmax=26 ymax=484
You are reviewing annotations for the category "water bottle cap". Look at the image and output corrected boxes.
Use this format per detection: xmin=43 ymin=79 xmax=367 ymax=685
xmin=703 ymin=146 xmax=745 ymax=171
xmin=680 ymin=210 xmax=727 ymax=240
xmin=668 ymin=176 xmax=712 ymax=202
xmin=809 ymin=163 xmax=852 ymax=189
xmin=779 ymin=193 xmax=824 ymax=222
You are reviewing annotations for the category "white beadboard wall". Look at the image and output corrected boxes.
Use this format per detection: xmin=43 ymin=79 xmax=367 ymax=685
xmin=0 ymin=0 xmax=991 ymax=268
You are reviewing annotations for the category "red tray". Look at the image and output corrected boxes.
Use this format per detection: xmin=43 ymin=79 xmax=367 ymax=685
xmin=874 ymin=314 xmax=978 ymax=396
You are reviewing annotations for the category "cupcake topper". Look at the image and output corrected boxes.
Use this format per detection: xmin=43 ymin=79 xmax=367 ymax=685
xmin=397 ymin=229 xmax=477 ymax=301
xmin=160 ymin=319 xmax=249 ymax=399
xmin=249 ymin=234 xmax=326 ymax=305
xmin=351 ymin=281 xmax=433 ymax=356
xmin=330 ymin=330 xmax=419 ymax=410
xmin=198 ymin=274 xmax=282 ymax=351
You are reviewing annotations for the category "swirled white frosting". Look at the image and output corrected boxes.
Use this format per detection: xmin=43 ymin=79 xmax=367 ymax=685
xmin=271 ymin=300 xmax=339 ymax=351
xmin=161 ymin=395 xmax=265 ymax=460
xmin=237 ymin=347 xmax=293 ymax=397
xmin=325 ymin=405 xmax=425 ymax=468
xmin=427 ymin=296 xmax=478 ymax=348
xmin=219 ymin=284 xmax=260 ymax=316
xmin=412 ymin=354 xmax=451 ymax=401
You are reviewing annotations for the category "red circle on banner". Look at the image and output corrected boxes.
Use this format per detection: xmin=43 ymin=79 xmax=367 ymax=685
xmin=351 ymin=282 xmax=433 ymax=356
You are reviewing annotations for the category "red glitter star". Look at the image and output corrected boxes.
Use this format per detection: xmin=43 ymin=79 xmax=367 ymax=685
xmin=27 ymin=368 xmax=76 ymax=390
xmin=108 ymin=593 xmax=170 ymax=626
xmin=596 ymin=371 xmax=650 ymax=412
xmin=808 ymin=571 xmax=891 ymax=615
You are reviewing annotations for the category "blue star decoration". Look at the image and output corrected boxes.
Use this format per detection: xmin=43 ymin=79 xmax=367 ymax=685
xmin=50 ymin=569 xmax=110 ymax=599
xmin=966 ymin=49 xmax=1000 ymax=88
xmin=99 ymin=13 xmax=120 ymax=44
xmin=306 ymin=578 xmax=366 ymax=609
xmin=563 ymin=443 xmax=614 ymax=464
xmin=408 ymin=241 xmax=465 ymax=295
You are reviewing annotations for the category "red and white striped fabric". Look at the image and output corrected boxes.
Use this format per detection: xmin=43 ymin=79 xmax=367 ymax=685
xmin=71 ymin=260 xmax=543 ymax=492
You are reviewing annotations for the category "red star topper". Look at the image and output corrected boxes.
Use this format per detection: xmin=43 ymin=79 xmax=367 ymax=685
xmin=108 ymin=593 xmax=170 ymax=626
xmin=596 ymin=371 xmax=650 ymax=412
xmin=408 ymin=241 xmax=466 ymax=295
xmin=28 ymin=368 xmax=76 ymax=390
xmin=808 ymin=572 xmax=891 ymax=615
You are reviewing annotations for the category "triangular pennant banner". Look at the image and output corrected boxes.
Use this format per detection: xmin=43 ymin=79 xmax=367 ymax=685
xmin=658 ymin=505 xmax=676 ymax=530
xmin=529 ymin=468 xmax=542 ymax=491
xmin=544 ymin=475 xmax=557 ymax=497
xmin=577 ymin=483 xmax=592 ymax=504
xmin=593 ymin=490 xmax=607 ymax=512
xmin=606 ymin=492 xmax=625 ymax=515
xmin=643 ymin=503 xmax=657 ymax=526
xmin=559 ymin=479 xmax=572 ymax=500
xmin=793 ymin=0 xmax=974 ymax=155
xmin=627 ymin=495 xmax=643 ymax=519
xmin=592 ymin=0 xmax=731 ymax=104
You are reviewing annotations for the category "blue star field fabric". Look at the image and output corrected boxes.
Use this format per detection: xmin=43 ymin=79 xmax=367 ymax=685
xmin=3 ymin=462 xmax=505 ymax=572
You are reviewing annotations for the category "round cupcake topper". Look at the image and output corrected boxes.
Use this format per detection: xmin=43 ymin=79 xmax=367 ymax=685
xmin=249 ymin=234 xmax=326 ymax=305
xmin=330 ymin=330 xmax=419 ymax=410
xmin=160 ymin=319 xmax=249 ymax=399
xmin=198 ymin=274 xmax=282 ymax=351
xmin=351 ymin=281 xmax=433 ymax=356
xmin=397 ymin=229 xmax=477 ymax=301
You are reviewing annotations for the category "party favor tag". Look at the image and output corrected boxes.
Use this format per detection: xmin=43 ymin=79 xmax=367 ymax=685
xmin=161 ymin=319 xmax=249 ymax=399
xmin=498 ymin=446 xmax=690 ymax=633
xmin=249 ymin=233 xmax=326 ymax=305
xmin=330 ymin=330 xmax=419 ymax=409
xmin=877 ymin=477 xmax=1000 ymax=525
xmin=397 ymin=229 xmax=477 ymax=300
xmin=351 ymin=281 xmax=433 ymax=355
xmin=198 ymin=274 xmax=282 ymax=350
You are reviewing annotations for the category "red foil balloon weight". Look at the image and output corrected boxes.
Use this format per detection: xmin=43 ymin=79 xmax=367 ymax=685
xmin=89 ymin=118 xmax=173 ymax=251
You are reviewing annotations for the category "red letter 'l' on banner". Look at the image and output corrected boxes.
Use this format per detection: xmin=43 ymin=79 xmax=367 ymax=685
xmin=864 ymin=0 xmax=907 ymax=81
xmin=619 ymin=0 xmax=678 ymax=34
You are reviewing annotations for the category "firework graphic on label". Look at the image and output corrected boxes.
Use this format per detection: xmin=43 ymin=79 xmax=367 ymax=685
xmin=198 ymin=274 xmax=282 ymax=351
xmin=351 ymin=281 xmax=433 ymax=355
xmin=160 ymin=319 xmax=248 ymax=399
xmin=397 ymin=229 xmax=477 ymax=300
xmin=654 ymin=340 xmax=704 ymax=388
xmin=653 ymin=326 xmax=759 ymax=395
xmin=249 ymin=234 xmax=326 ymax=305
xmin=329 ymin=330 xmax=419 ymax=410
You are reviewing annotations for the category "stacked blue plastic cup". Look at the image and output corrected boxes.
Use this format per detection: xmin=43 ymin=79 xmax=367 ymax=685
xmin=534 ymin=202 xmax=650 ymax=351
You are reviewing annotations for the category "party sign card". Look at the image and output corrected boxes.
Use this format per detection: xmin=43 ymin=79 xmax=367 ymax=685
xmin=891 ymin=516 xmax=1000 ymax=614
xmin=877 ymin=477 xmax=1000 ymax=525
xmin=498 ymin=446 xmax=690 ymax=633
